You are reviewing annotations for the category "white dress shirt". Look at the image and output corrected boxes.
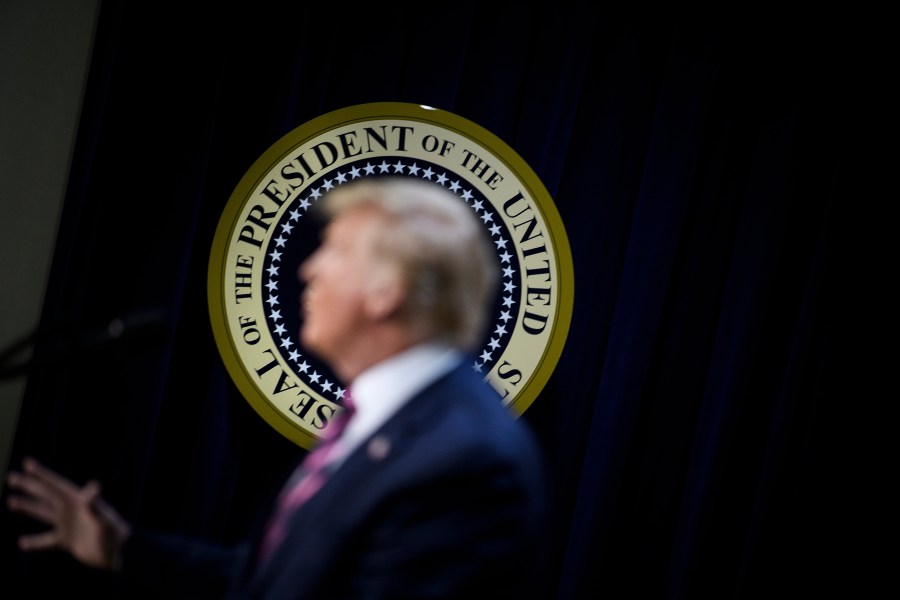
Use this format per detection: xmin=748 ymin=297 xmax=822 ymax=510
xmin=326 ymin=342 xmax=462 ymax=469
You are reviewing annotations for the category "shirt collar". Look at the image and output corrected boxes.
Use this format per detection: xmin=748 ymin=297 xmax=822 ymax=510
xmin=337 ymin=342 xmax=462 ymax=459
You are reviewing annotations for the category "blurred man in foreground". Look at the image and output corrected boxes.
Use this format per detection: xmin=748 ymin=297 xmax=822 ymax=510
xmin=7 ymin=177 xmax=549 ymax=599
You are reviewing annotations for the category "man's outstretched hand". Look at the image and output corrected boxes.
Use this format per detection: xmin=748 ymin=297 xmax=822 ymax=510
xmin=6 ymin=456 xmax=131 ymax=570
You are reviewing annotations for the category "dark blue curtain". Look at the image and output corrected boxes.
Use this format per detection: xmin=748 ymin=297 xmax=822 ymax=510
xmin=2 ymin=2 xmax=854 ymax=598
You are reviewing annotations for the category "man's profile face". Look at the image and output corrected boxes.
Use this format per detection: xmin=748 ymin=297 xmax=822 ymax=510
xmin=297 ymin=205 xmax=379 ymax=370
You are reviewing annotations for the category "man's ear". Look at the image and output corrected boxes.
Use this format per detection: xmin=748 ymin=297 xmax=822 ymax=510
xmin=365 ymin=270 xmax=406 ymax=321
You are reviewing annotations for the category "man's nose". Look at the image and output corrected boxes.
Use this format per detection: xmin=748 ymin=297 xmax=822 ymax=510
xmin=298 ymin=259 xmax=310 ymax=283
xmin=298 ymin=252 xmax=317 ymax=282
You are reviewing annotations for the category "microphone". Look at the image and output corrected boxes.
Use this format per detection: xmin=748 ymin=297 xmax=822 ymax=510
xmin=79 ymin=307 xmax=171 ymax=349
xmin=0 ymin=307 xmax=171 ymax=381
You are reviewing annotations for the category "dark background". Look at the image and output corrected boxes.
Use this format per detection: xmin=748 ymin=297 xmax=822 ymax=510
xmin=1 ymin=2 xmax=865 ymax=598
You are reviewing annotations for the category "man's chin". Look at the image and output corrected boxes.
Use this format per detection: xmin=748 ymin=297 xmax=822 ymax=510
xmin=299 ymin=330 xmax=327 ymax=361
xmin=299 ymin=330 xmax=314 ymax=350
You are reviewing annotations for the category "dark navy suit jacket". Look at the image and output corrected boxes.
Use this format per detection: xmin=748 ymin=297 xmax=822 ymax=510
xmin=121 ymin=362 xmax=550 ymax=599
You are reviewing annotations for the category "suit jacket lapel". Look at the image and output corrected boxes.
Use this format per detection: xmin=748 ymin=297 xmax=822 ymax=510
xmin=246 ymin=363 xmax=469 ymax=591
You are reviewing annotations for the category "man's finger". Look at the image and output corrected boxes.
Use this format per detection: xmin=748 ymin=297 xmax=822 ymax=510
xmin=23 ymin=458 xmax=80 ymax=496
xmin=17 ymin=530 xmax=59 ymax=552
xmin=91 ymin=494 xmax=131 ymax=536
xmin=80 ymin=480 xmax=101 ymax=503
xmin=6 ymin=471 xmax=62 ymax=511
xmin=7 ymin=493 xmax=60 ymax=526
xmin=91 ymin=495 xmax=119 ymax=521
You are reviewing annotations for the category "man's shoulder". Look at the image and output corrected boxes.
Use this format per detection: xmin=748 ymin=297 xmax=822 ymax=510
xmin=415 ymin=362 xmax=540 ymax=451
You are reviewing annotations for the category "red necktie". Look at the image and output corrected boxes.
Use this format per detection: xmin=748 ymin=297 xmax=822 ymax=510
xmin=258 ymin=392 xmax=356 ymax=564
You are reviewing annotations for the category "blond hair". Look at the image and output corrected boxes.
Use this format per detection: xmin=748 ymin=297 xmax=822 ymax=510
xmin=318 ymin=177 xmax=498 ymax=351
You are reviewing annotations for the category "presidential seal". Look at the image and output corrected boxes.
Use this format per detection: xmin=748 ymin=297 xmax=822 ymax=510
xmin=208 ymin=103 xmax=573 ymax=448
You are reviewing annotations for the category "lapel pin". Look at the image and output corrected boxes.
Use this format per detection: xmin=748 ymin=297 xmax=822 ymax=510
xmin=367 ymin=435 xmax=391 ymax=461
